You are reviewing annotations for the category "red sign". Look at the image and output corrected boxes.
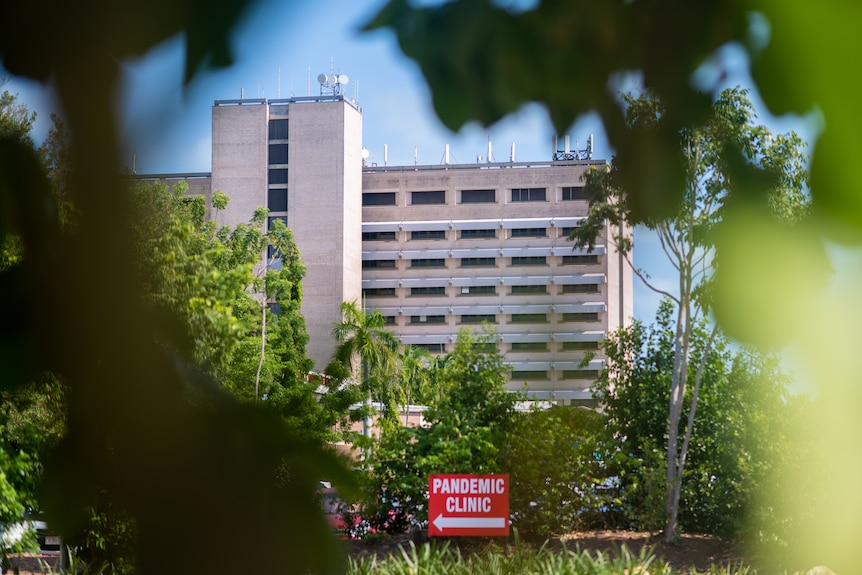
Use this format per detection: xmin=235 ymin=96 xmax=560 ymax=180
xmin=428 ymin=474 xmax=509 ymax=536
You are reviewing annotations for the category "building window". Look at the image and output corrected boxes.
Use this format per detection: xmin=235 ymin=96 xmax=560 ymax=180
xmin=362 ymin=231 xmax=397 ymax=241
xmin=268 ymin=189 xmax=288 ymax=212
xmin=562 ymin=341 xmax=600 ymax=351
xmin=511 ymin=313 xmax=547 ymax=323
xmin=559 ymin=227 xmax=576 ymax=238
xmin=411 ymin=230 xmax=446 ymax=240
xmin=268 ymin=168 xmax=288 ymax=185
xmin=460 ymin=314 xmax=496 ymax=324
xmin=411 ymin=286 xmax=446 ymax=296
xmin=410 ymin=315 xmax=446 ymax=324
xmin=382 ymin=316 xmax=396 ymax=326
xmin=511 ymin=256 xmax=547 ymax=266
xmin=269 ymin=119 xmax=288 ymax=140
xmin=562 ymin=312 xmax=599 ymax=322
xmin=511 ymin=187 xmax=546 ymax=202
xmin=412 ymin=343 xmax=445 ymax=353
xmin=363 ymin=192 xmax=397 ymax=206
xmin=511 ymin=370 xmax=548 ymax=380
xmin=460 ymin=229 xmax=496 ymax=239
xmin=460 ymin=257 xmax=496 ymax=267
xmin=411 ymin=190 xmax=446 ymax=205
xmin=268 ymin=143 xmax=288 ymax=165
xmin=459 ymin=285 xmax=496 ymax=295
xmin=562 ymin=369 xmax=600 ymax=380
xmin=511 ymin=342 xmax=548 ymax=352
xmin=510 ymin=228 xmax=546 ymax=238
xmin=562 ymin=255 xmax=599 ymax=265
xmin=461 ymin=189 xmax=496 ymax=203
xmin=511 ymin=285 xmax=547 ymax=294
xmin=362 ymin=260 xmax=397 ymax=269
xmin=561 ymin=284 xmax=599 ymax=294
xmin=363 ymin=288 xmax=396 ymax=297
xmin=562 ymin=186 xmax=585 ymax=201
xmin=267 ymin=216 xmax=287 ymax=230
xmin=410 ymin=258 xmax=445 ymax=268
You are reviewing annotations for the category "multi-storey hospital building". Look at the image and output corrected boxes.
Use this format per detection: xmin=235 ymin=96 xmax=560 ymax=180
xmin=142 ymin=90 xmax=632 ymax=404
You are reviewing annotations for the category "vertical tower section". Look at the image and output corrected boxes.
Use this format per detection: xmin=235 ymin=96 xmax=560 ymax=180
xmin=210 ymin=97 xmax=363 ymax=371
xmin=211 ymin=101 xmax=268 ymax=227
xmin=288 ymin=100 xmax=363 ymax=369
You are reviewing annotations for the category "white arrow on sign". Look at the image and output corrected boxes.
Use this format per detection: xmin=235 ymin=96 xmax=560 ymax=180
xmin=432 ymin=514 xmax=506 ymax=531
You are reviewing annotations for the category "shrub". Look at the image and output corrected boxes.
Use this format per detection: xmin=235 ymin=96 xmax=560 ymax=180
xmin=502 ymin=405 xmax=618 ymax=537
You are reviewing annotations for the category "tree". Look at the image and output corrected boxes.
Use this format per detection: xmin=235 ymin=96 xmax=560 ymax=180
xmin=394 ymin=345 xmax=431 ymax=427
xmin=360 ymin=327 xmax=520 ymax=532
xmin=0 ymin=83 xmax=36 ymax=146
xmin=332 ymin=301 xmax=400 ymax=426
xmin=570 ymin=88 xmax=809 ymax=541
xmin=594 ymin=300 xmax=809 ymax=544
xmin=0 ymin=89 xmax=66 ymax=565
xmin=132 ymin=180 xmax=361 ymax=450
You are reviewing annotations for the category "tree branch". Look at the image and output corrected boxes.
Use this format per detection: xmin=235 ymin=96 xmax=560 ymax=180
xmin=621 ymin=249 xmax=680 ymax=305
xmin=678 ymin=323 xmax=720 ymax=481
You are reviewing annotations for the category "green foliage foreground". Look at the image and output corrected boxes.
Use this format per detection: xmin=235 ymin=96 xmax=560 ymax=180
xmin=347 ymin=541 xmax=753 ymax=575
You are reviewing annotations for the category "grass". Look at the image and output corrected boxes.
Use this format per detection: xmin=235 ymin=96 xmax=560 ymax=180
xmin=347 ymin=541 xmax=755 ymax=575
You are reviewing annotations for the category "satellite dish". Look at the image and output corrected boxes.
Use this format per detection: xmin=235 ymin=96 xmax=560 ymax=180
xmin=317 ymin=73 xmax=327 ymax=85
xmin=361 ymin=148 xmax=370 ymax=159
xmin=338 ymin=74 xmax=349 ymax=85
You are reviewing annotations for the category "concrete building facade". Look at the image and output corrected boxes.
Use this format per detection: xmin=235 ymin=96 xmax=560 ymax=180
xmin=210 ymin=96 xmax=364 ymax=366
xmin=138 ymin=94 xmax=632 ymax=403
xmin=361 ymin=162 xmax=632 ymax=402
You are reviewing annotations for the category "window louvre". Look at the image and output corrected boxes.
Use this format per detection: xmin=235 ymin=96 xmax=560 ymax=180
xmin=511 ymin=187 xmax=546 ymax=202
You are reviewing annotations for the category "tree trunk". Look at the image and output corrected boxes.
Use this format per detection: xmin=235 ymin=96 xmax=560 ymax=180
xmin=404 ymin=388 xmax=411 ymax=427
xmin=254 ymin=298 xmax=266 ymax=403
xmin=665 ymin=292 xmax=691 ymax=542
xmin=680 ymin=326 xmax=718 ymax=468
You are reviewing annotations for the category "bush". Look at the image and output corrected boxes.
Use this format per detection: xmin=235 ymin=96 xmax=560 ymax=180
xmin=502 ymin=405 xmax=621 ymax=538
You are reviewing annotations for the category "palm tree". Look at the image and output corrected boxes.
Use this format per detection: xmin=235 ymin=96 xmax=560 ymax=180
xmin=396 ymin=345 xmax=431 ymax=426
xmin=332 ymin=301 xmax=399 ymax=431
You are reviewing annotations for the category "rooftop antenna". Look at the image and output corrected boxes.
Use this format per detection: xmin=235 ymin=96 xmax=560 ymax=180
xmin=317 ymin=71 xmax=349 ymax=96
xmin=241 ymin=87 xmax=244 ymax=100
xmin=553 ymin=133 xmax=594 ymax=161
xmin=384 ymin=144 xmax=388 ymax=166
xmin=510 ymin=142 xmax=516 ymax=162
xmin=487 ymin=139 xmax=493 ymax=163
xmin=414 ymin=146 xmax=418 ymax=165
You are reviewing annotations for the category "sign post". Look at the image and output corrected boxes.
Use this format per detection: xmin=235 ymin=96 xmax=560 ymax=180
xmin=427 ymin=474 xmax=509 ymax=536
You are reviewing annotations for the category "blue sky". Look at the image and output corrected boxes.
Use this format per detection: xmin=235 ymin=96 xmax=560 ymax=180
xmin=1 ymin=0 xmax=819 ymax=325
